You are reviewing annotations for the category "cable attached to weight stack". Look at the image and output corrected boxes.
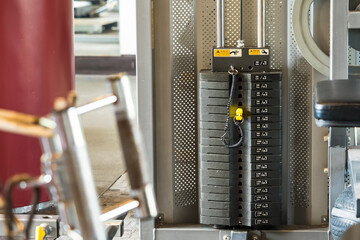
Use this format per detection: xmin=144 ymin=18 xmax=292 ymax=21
xmin=221 ymin=66 xmax=244 ymax=148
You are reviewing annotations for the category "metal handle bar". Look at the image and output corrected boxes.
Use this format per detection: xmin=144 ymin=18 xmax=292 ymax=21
xmin=0 ymin=93 xmax=118 ymax=138
xmin=0 ymin=113 xmax=54 ymax=138
xmin=0 ymin=75 xmax=157 ymax=239
xmin=108 ymin=74 xmax=158 ymax=219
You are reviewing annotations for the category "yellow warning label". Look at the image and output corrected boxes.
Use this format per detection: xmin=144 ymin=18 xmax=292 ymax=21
xmin=249 ymin=49 xmax=261 ymax=55
xmin=214 ymin=49 xmax=242 ymax=57
xmin=249 ymin=49 xmax=269 ymax=55
xmin=214 ymin=49 xmax=231 ymax=57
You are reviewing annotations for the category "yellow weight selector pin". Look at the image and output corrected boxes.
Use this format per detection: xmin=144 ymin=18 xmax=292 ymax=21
xmin=235 ymin=108 xmax=243 ymax=121
xmin=35 ymin=224 xmax=53 ymax=240
xmin=35 ymin=225 xmax=46 ymax=240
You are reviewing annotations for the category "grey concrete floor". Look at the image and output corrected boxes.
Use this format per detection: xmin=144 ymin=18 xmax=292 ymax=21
xmin=76 ymin=74 xmax=125 ymax=194
xmin=75 ymin=75 xmax=139 ymax=240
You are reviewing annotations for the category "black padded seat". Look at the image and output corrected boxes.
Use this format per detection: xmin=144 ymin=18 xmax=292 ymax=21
xmin=314 ymin=79 xmax=360 ymax=127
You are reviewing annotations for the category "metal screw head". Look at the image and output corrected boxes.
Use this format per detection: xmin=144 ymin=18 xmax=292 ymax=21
xmin=321 ymin=215 xmax=328 ymax=223
xmin=40 ymin=223 xmax=53 ymax=235
xmin=223 ymin=235 xmax=231 ymax=240
xmin=237 ymin=39 xmax=245 ymax=48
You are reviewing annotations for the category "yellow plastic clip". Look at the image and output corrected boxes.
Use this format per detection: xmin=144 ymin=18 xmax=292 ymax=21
xmin=35 ymin=225 xmax=46 ymax=240
xmin=235 ymin=108 xmax=243 ymax=121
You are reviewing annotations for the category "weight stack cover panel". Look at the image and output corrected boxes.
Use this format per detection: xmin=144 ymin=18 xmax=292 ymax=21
xmin=199 ymin=70 xmax=282 ymax=227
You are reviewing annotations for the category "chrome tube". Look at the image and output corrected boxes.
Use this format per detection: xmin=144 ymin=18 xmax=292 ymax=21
xmin=76 ymin=94 xmax=118 ymax=115
xmin=109 ymin=76 xmax=158 ymax=219
xmin=99 ymin=200 xmax=139 ymax=222
xmin=40 ymin=136 xmax=82 ymax=235
xmin=355 ymin=128 xmax=360 ymax=146
xmin=216 ymin=0 xmax=225 ymax=47
xmin=257 ymin=0 xmax=266 ymax=48
xmin=49 ymin=107 xmax=106 ymax=240
xmin=17 ymin=174 xmax=52 ymax=190
xmin=240 ymin=0 xmax=243 ymax=40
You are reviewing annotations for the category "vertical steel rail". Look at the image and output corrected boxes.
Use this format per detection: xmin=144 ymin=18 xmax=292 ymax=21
xmin=328 ymin=0 xmax=349 ymax=235
xmin=51 ymin=107 xmax=107 ymax=240
xmin=217 ymin=0 xmax=225 ymax=47
xmin=257 ymin=0 xmax=266 ymax=48
xmin=240 ymin=0 xmax=243 ymax=40
xmin=330 ymin=0 xmax=348 ymax=79
xmin=109 ymin=77 xmax=158 ymax=219
xmin=136 ymin=0 xmax=156 ymax=236
xmin=40 ymin=135 xmax=82 ymax=235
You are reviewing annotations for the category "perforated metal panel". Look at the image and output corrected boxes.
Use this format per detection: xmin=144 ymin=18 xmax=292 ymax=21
xmin=224 ymin=0 xmax=242 ymax=46
xmin=170 ymin=0 xmax=198 ymax=207
xmin=170 ymin=0 xmax=314 ymax=221
xmin=197 ymin=0 xmax=286 ymax=69
xmin=265 ymin=0 xmax=286 ymax=69
xmin=242 ymin=0 xmax=257 ymax=46
xmin=197 ymin=0 xmax=217 ymax=70
xmin=287 ymin=0 xmax=312 ymax=209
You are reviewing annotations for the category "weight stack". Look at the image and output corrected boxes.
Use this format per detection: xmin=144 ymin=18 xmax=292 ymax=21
xmin=199 ymin=70 xmax=282 ymax=227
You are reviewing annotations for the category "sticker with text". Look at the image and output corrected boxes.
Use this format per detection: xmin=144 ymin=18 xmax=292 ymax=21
xmin=249 ymin=49 xmax=269 ymax=55
xmin=214 ymin=49 xmax=242 ymax=57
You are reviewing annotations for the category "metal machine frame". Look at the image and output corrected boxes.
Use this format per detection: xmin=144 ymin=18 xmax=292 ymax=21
xmin=0 ymin=75 xmax=157 ymax=239
xmin=137 ymin=0 xmax=360 ymax=239
xmin=0 ymin=0 xmax=358 ymax=239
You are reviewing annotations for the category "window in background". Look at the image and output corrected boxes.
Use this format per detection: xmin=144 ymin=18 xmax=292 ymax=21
xmin=74 ymin=0 xmax=136 ymax=57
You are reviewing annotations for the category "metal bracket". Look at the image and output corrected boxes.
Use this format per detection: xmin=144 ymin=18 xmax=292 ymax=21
xmin=155 ymin=213 xmax=165 ymax=226
xmin=154 ymin=225 xmax=329 ymax=240
xmin=230 ymin=230 xmax=248 ymax=240
xmin=321 ymin=215 xmax=329 ymax=224
xmin=104 ymin=219 xmax=124 ymax=238
xmin=0 ymin=214 xmax=59 ymax=239
xmin=348 ymin=147 xmax=360 ymax=217
xmin=249 ymin=230 xmax=262 ymax=240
